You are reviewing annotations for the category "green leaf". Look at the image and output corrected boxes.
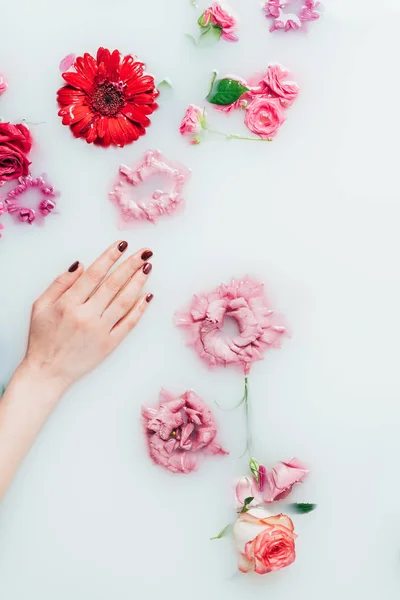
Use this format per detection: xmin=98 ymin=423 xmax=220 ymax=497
xmin=210 ymin=523 xmax=232 ymax=540
xmin=239 ymin=496 xmax=254 ymax=513
xmin=207 ymin=71 xmax=218 ymax=97
xmin=249 ymin=457 xmax=260 ymax=483
xmin=206 ymin=78 xmax=249 ymax=106
xmin=157 ymin=78 xmax=173 ymax=90
xmin=197 ymin=11 xmax=209 ymax=27
xmin=290 ymin=503 xmax=317 ymax=514
xmin=198 ymin=25 xmax=222 ymax=47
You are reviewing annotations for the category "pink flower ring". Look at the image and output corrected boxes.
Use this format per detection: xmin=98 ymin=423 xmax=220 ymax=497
xmin=5 ymin=175 xmax=58 ymax=225
xmin=109 ymin=149 xmax=190 ymax=224
xmin=142 ymin=388 xmax=228 ymax=474
xmin=264 ymin=0 xmax=320 ymax=32
xmin=175 ymin=277 xmax=287 ymax=375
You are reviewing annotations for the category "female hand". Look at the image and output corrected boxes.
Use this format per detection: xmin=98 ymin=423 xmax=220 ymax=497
xmin=0 ymin=240 xmax=153 ymax=499
xmin=25 ymin=240 xmax=154 ymax=392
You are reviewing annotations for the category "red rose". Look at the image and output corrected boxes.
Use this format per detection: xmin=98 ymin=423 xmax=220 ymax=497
xmin=0 ymin=123 xmax=33 ymax=182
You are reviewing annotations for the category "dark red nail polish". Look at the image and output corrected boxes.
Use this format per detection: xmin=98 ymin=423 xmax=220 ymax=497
xmin=141 ymin=250 xmax=153 ymax=260
xmin=146 ymin=293 xmax=154 ymax=303
xmin=142 ymin=262 xmax=152 ymax=275
xmin=68 ymin=261 xmax=79 ymax=273
xmin=118 ymin=241 xmax=128 ymax=252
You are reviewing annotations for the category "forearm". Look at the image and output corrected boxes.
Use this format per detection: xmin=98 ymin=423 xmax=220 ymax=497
xmin=0 ymin=361 xmax=65 ymax=500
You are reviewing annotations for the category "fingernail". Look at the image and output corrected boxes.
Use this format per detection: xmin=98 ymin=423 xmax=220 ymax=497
xmin=146 ymin=293 xmax=154 ymax=303
xmin=141 ymin=250 xmax=153 ymax=261
xmin=68 ymin=261 xmax=79 ymax=273
xmin=118 ymin=241 xmax=128 ymax=252
xmin=142 ymin=262 xmax=152 ymax=275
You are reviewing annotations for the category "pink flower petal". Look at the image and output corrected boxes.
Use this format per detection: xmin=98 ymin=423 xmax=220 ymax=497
xmin=59 ymin=53 xmax=76 ymax=73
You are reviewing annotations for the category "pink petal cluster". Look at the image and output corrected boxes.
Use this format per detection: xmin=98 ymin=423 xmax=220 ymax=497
xmin=236 ymin=458 xmax=309 ymax=506
xmin=264 ymin=0 xmax=320 ymax=33
xmin=202 ymin=3 xmax=238 ymax=42
xmin=142 ymin=389 xmax=228 ymax=474
xmin=0 ymin=74 xmax=7 ymax=96
xmin=234 ymin=509 xmax=296 ymax=574
xmin=213 ymin=65 xmax=299 ymax=139
xmin=175 ymin=277 xmax=287 ymax=375
xmin=179 ymin=104 xmax=203 ymax=144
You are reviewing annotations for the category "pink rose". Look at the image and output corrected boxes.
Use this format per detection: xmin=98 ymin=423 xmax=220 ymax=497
xmin=236 ymin=458 xmax=309 ymax=506
xmin=259 ymin=64 xmax=299 ymax=107
xmin=244 ymin=96 xmax=286 ymax=139
xmin=202 ymin=3 xmax=238 ymax=41
xmin=179 ymin=105 xmax=203 ymax=144
xmin=142 ymin=389 xmax=227 ymax=474
xmin=0 ymin=123 xmax=33 ymax=182
xmin=0 ymin=74 xmax=7 ymax=96
xmin=233 ymin=508 xmax=296 ymax=574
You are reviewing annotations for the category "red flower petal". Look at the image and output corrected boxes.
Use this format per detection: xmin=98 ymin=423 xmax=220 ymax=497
xmin=118 ymin=116 xmax=140 ymax=144
xmin=97 ymin=115 xmax=107 ymax=139
xmin=108 ymin=49 xmax=121 ymax=83
xmin=62 ymin=72 xmax=93 ymax=93
xmin=126 ymin=75 xmax=156 ymax=96
xmin=107 ymin=117 xmax=126 ymax=147
xmin=122 ymin=60 xmax=145 ymax=82
xmin=121 ymin=103 xmax=151 ymax=126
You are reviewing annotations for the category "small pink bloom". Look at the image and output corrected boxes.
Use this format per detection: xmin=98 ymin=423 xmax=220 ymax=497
xmin=59 ymin=53 xmax=76 ymax=72
xmin=244 ymin=96 xmax=286 ymax=139
xmin=179 ymin=105 xmax=203 ymax=142
xmin=0 ymin=74 xmax=7 ymax=96
xmin=300 ymin=0 xmax=320 ymax=21
xmin=236 ymin=458 xmax=309 ymax=506
xmin=202 ymin=3 xmax=238 ymax=41
xmin=142 ymin=389 xmax=227 ymax=474
xmin=175 ymin=277 xmax=287 ymax=374
xmin=258 ymin=64 xmax=299 ymax=107
xmin=233 ymin=508 xmax=296 ymax=575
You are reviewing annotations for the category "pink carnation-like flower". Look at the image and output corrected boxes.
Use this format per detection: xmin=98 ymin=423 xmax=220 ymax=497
xmin=236 ymin=458 xmax=309 ymax=506
xmin=244 ymin=96 xmax=286 ymax=139
xmin=175 ymin=277 xmax=287 ymax=375
xmin=256 ymin=64 xmax=299 ymax=107
xmin=142 ymin=389 xmax=228 ymax=474
xmin=202 ymin=3 xmax=238 ymax=42
xmin=0 ymin=74 xmax=7 ymax=96
xmin=233 ymin=508 xmax=296 ymax=574
xmin=179 ymin=104 xmax=203 ymax=144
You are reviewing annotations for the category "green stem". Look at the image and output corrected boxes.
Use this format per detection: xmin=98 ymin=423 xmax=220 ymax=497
xmin=244 ymin=376 xmax=252 ymax=457
xmin=205 ymin=128 xmax=271 ymax=142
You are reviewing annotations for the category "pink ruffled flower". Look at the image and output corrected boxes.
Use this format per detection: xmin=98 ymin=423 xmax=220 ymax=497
xmin=244 ymin=96 xmax=286 ymax=139
xmin=175 ymin=277 xmax=287 ymax=375
xmin=0 ymin=74 xmax=7 ymax=96
xmin=236 ymin=458 xmax=309 ymax=506
xmin=142 ymin=389 xmax=228 ymax=474
xmin=300 ymin=0 xmax=320 ymax=22
xmin=257 ymin=64 xmax=299 ymax=107
xmin=202 ymin=3 xmax=238 ymax=42
xmin=179 ymin=105 xmax=203 ymax=144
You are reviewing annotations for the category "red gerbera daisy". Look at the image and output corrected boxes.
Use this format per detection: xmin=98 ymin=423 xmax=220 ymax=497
xmin=57 ymin=47 xmax=159 ymax=147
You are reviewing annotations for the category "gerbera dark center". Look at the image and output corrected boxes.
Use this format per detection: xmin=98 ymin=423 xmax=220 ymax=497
xmin=91 ymin=83 xmax=125 ymax=116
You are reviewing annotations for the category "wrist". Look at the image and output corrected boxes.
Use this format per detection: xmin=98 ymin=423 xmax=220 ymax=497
xmin=14 ymin=359 xmax=69 ymax=406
